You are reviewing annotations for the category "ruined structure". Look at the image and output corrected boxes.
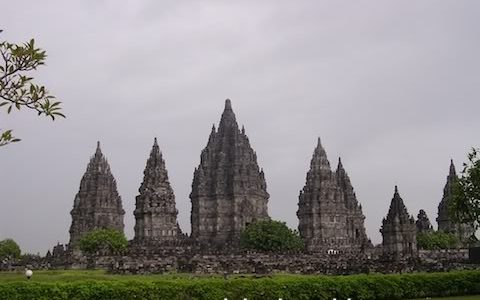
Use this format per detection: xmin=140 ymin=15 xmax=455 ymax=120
xmin=190 ymin=99 xmax=269 ymax=248
xmin=68 ymin=142 xmax=125 ymax=248
xmin=133 ymin=138 xmax=181 ymax=244
xmin=380 ymin=186 xmax=417 ymax=258
xmin=297 ymin=138 xmax=369 ymax=252
xmin=437 ymin=160 xmax=475 ymax=242
xmin=416 ymin=209 xmax=433 ymax=233
xmin=33 ymin=100 xmax=479 ymax=275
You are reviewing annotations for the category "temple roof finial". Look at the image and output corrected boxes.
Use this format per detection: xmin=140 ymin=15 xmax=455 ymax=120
xmin=95 ymin=141 xmax=102 ymax=156
xmin=219 ymin=99 xmax=237 ymax=130
xmin=225 ymin=99 xmax=232 ymax=110
xmin=449 ymin=159 xmax=456 ymax=175
xmin=394 ymin=185 xmax=399 ymax=194
xmin=154 ymin=137 xmax=158 ymax=146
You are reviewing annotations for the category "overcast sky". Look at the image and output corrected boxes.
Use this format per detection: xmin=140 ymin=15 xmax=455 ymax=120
xmin=1 ymin=1 xmax=479 ymax=254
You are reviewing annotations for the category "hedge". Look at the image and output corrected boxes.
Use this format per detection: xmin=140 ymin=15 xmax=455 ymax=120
xmin=0 ymin=271 xmax=480 ymax=300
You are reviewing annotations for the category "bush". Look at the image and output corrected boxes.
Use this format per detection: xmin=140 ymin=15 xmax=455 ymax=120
xmin=79 ymin=229 xmax=128 ymax=255
xmin=0 ymin=271 xmax=480 ymax=299
xmin=240 ymin=219 xmax=304 ymax=252
xmin=417 ymin=231 xmax=459 ymax=250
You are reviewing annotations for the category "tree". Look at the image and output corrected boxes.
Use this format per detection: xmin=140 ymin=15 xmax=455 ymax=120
xmin=79 ymin=229 xmax=128 ymax=255
xmin=0 ymin=30 xmax=64 ymax=146
xmin=451 ymin=148 xmax=480 ymax=232
xmin=240 ymin=219 xmax=304 ymax=252
xmin=0 ymin=238 xmax=21 ymax=262
xmin=417 ymin=231 xmax=459 ymax=250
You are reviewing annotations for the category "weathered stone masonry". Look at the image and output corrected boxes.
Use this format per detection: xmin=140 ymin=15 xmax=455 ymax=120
xmin=190 ymin=99 xmax=269 ymax=248
xmin=133 ymin=138 xmax=182 ymax=244
xmin=68 ymin=142 xmax=125 ymax=248
xmin=297 ymin=138 xmax=369 ymax=252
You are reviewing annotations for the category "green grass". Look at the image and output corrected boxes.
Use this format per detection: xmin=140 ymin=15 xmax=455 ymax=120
xmin=0 ymin=269 xmax=202 ymax=282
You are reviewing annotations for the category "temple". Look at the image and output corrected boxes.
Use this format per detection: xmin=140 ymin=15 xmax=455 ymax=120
xmin=133 ymin=138 xmax=181 ymax=245
xmin=297 ymin=138 xmax=369 ymax=252
xmin=416 ymin=209 xmax=433 ymax=233
xmin=190 ymin=99 xmax=270 ymax=248
xmin=436 ymin=160 xmax=476 ymax=243
xmin=380 ymin=186 xmax=417 ymax=258
xmin=68 ymin=142 xmax=125 ymax=248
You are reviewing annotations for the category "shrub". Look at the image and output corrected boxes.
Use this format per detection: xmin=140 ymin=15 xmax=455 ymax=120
xmin=1 ymin=271 xmax=480 ymax=299
xmin=79 ymin=229 xmax=128 ymax=255
xmin=240 ymin=219 xmax=304 ymax=252
xmin=417 ymin=231 xmax=459 ymax=250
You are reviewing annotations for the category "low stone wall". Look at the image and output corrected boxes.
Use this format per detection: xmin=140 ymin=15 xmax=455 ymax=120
xmin=110 ymin=249 xmax=478 ymax=275
xmin=419 ymin=249 xmax=469 ymax=261
xmin=3 ymin=248 xmax=478 ymax=275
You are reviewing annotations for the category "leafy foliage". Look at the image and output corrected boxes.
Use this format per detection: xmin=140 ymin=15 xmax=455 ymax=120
xmin=79 ymin=229 xmax=128 ymax=255
xmin=0 ymin=239 xmax=21 ymax=262
xmin=0 ymin=31 xmax=64 ymax=146
xmin=417 ymin=231 xmax=459 ymax=250
xmin=1 ymin=270 xmax=480 ymax=299
xmin=240 ymin=219 xmax=304 ymax=252
xmin=451 ymin=148 xmax=480 ymax=231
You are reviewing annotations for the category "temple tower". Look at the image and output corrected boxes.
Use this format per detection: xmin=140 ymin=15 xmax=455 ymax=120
xmin=380 ymin=186 xmax=417 ymax=258
xmin=297 ymin=138 xmax=368 ymax=252
xmin=416 ymin=209 xmax=433 ymax=233
xmin=190 ymin=99 xmax=269 ymax=248
xmin=134 ymin=138 xmax=181 ymax=244
xmin=437 ymin=160 xmax=475 ymax=242
xmin=69 ymin=142 xmax=125 ymax=247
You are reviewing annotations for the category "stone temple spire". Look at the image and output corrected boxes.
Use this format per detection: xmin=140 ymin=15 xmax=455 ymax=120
xmin=437 ymin=160 xmax=475 ymax=243
xmin=309 ymin=137 xmax=332 ymax=178
xmin=380 ymin=186 xmax=416 ymax=258
xmin=335 ymin=156 xmax=369 ymax=245
xmin=297 ymin=138 xmax=368 ymax=252
xmin=69 ymin=142 xmax=125 ymax=247
xmin=134 ymin=138 xmax=179 ymax=244
xmin=416 ymin=209 xmax=433 ymax=233
xmin=449 ymin=159 xmax=456 ymax=175
xmin=190 ymin=99 xmax=269 ymax=248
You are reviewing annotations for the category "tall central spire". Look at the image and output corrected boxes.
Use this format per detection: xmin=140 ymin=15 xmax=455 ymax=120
xmin=190 ymin=99 xmax=269 ymax=249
